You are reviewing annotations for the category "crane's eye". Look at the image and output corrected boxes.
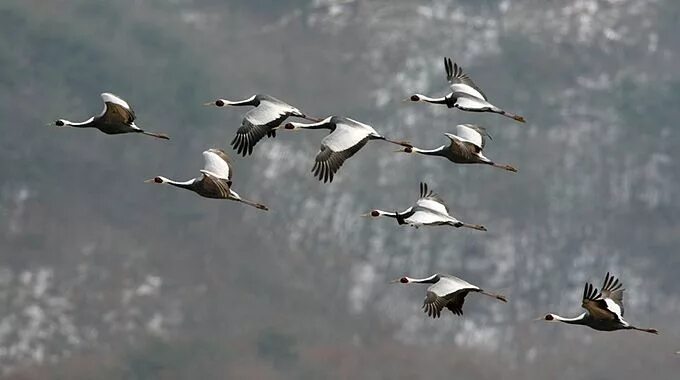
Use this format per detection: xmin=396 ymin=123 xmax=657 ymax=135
xmin=399 ymin=277 xmax=408 ymax=283
xmin=154 ymin=177 xmax=163 ymax=183
xmin=55 ymin=120 xmax=64 ymax=126
xmin=544 ymin=315 xmax=554 ymax=321
xmin=215 ymin=100 xmax=224 ymax=107
xmin=371 ymin=210 xmax=380 ymax=217
xmin=410 ymin=95 xmax=420 ymax=101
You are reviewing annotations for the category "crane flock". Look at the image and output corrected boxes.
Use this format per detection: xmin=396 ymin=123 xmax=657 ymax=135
xmin=50 ymin=56 xmax=659 ymax=338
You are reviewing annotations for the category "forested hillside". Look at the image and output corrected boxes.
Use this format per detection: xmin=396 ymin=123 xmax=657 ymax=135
xmin=1 ymin=1 xmax=679 ymax=378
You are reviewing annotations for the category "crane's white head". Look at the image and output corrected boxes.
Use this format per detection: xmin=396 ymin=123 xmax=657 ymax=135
xmin=203 ymin=99 xmax=230 ymax=107
xmin=405 ymin=94 xmax=447 ymax=104
xmin=144 ymin=176 xmax=169 ymax=184
xmin=389 ymin=276 xmax=412 ymax=284
xmin=203 ymin=99 xmax=227 ymax=107
xmin=203 ymin=95 xmax=257 ymax=107
xmin=361 ymin=210 xmax=389 ymax=218
xmin=395 ymin=146 xmax=414 ymax=153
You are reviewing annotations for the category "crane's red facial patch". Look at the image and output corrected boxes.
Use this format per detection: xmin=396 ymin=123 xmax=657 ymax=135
xmin=215 ymin=100 xmax=225 ymax=107
xmin=153 ymin=177 xmax=163 ymax=183
xmin=404 ymin=147 xmax=413 ymax=153
xmin=410 ymin=95 xmax=420 ymax=101
xmin=284 ymin=123 xmax=294 ymax=130
xmin=370 ymin=210 xmax=380 ymax=217
xmin=400 ymin=277 xmax=408 ymax=284
xmin=544 ymin=314 xmax=554 ymax=321
xmin=55 ymin=120 xmax=64 ymax=126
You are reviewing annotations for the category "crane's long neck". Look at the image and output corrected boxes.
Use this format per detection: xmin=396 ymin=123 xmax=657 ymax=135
xmin=288 ymin=117 xmax=334 ymax=130
xmin=553 ymin=313 xmax=588 ymax=325
xmin=62 ymin=117 xmax=95 ymax=128
xmin=162 ymin=177 xmax=197 ymax=191
xmin=411 ymin=146 xmax=447 ymax=156
xmin=219 ymin=95 xmax=258 ymax=106
xmin=405 ymin=274 xmax=440 ymax=284
xmin=413 ymin=94 xmax=447 ymax=105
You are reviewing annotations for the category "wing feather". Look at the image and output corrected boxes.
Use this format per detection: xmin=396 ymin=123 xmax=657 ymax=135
xmin=453 ymin=96 xmax=495 ymax=112
xmin=231 ymin=103 xmax=293 ymax=156
xmin=445 ymin=58 xmax=488 ymax=100
xmin=202 ymin=149 xmax=233 ymax=181
xmin=581 ymin=282 xmax=618 ymax=321
xmin=100 ymin=93 xmax=136 ymax=124
xmin=600 ymin=272 xmax=625 ymax=316
xmin=196 ymin=172 xmax=231 ymax=198
xmin=416 ymin=182 xmax=450 ymax=214
xmin=312 ymin=137 xmax=369 ymax=183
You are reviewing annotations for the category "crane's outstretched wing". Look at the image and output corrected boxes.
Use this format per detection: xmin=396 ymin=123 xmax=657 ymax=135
xmin=445 ymin=134 xmax=480 ymax=160
xmin=600 ymin=272 xmax=625 ymax=316
xmin=445 ymin=292 xmax=470 ymax=316
xmin=453 ymin=96 xmax=495 ymax=112
xmin=201 ymin=149 xmax=233 ymax=183
xmin=423 ymin=291 xmax=449 ymax=318
xmin=100 ymin=93 xmax=136 ymax=124
xmin=416 ymin=182 xmax=450 ymax=215
xmin=581 ymin=282 xmax=619 ymax=321
xmin=423 ymin=276 xmax=476 ymax=318
xmin=313 ymin=138 xmax=369 ymax=183
xmin=444 ymin=58 xmax=488 ymax=100
xmin=231 ymin=102 xmax=293 ymax=156
xmin=458 ymin=124 xmax=491 ymax=149
xmin=197 ymin=172 xmax=231 ymax=198
xmin=312 ymin=124 xmax=372 ymax=183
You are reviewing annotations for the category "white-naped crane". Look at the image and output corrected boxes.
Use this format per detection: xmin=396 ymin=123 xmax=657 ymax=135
xmin=363 ymin=182 xmax=486 ymax=231
xmin=408 ymin=57 xmax=525 ymax=123
xmin=391 ymin=273 xmax=507 ymax=318
xmin=145 ymin=148 xmax=268 ymax=211
xmin=52 ymin=93 xmax=169 ymax=139
xmin=541 ymin=272 xmax=658 ymax=334
xmin=282 ymin=116 xmax=411 ymax=183
xmin=397 ymin=124 xmax=517 ymax=172
xmin=204 ymin=94 xmax=318 ymax=156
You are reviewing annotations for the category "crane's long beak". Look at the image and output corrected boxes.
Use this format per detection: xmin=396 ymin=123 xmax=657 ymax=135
xmin=388 ymin=278 xmax=401 ymax=284
xmin=143 ymin=178 xmax=156 ymax=183
xmin=202 ymin=101 xmax=215 ymax=106
xmin=360 ymin=212 xmax=371 ymax=217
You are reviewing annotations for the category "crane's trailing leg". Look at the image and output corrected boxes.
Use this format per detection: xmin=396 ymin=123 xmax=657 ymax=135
xmin=491 ymin=163 xmax=518 ymax=172
xmin=140 ymin=131 xmax=170 ymax=140
xmin=630 ymin=326 xmax=659 ymax=334
xmin=480 ymin=290 xmax=508 ymax=303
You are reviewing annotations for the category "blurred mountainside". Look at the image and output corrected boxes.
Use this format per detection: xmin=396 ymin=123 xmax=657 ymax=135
xmin=0 ymin=0 xmax=679 ymax=378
